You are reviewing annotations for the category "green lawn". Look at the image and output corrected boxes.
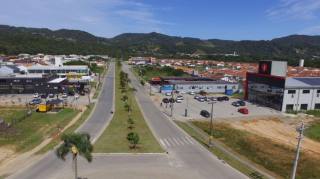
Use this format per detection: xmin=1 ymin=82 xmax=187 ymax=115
xmin=192 ymin=121 xmax=320 ymax=179
xmin=94 ymin=64 xmax=163 ymax=153
xmin=0 ymin=108 xmax=79 ymax=152
xmin=305 ymin=120 xmax=320 ymax=142
xmin=36 ymin=104 xmax=95 ymax=154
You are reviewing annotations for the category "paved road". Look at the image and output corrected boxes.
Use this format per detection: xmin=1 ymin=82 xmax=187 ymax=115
xmin=8 ymin=63 xmax=115 ymax=179
xmin=122 ymin=63 xmax=247 ymax=179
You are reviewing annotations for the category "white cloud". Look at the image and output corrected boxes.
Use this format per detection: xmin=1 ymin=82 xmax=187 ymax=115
xmin=0 ymin=0 xmax=171 ymax=37
xmin=267 ymin=0 xmax=320 ymax=20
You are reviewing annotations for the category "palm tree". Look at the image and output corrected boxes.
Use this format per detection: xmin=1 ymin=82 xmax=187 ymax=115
xmin=56 ymin=132 xmax=93 ymax=179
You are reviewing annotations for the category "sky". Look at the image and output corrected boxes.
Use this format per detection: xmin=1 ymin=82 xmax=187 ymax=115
xmin=1 ymin=0 xmax=320 ymax=40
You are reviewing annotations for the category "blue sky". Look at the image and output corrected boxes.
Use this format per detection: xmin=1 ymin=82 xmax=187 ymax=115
xmin=1 ymin=0 xmax=320 ymax=40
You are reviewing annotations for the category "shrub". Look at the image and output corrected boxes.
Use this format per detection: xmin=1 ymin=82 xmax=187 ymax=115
xmin=127 ymin=132 xmax=139 ymax=148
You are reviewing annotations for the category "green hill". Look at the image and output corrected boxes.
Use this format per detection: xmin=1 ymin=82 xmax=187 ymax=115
xmin=1 ymin=25 xmax=320 ymax=66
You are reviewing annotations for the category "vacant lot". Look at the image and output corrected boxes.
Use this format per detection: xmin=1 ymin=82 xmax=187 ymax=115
xmin=94 ymin=64 xmax=162 ymax=153
xmin=193 ymin=120 xmax=320 ymax=179
xmin=0 ymin=108 xmax=79 ymax=153
xmin=133 ymin=65 xmax=190 ymax=81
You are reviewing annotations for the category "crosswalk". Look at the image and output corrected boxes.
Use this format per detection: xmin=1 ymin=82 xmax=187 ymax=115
xmin=159 ymin=136 xmax=196 ymax=148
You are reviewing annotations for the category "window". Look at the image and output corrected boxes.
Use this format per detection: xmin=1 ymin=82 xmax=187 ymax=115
xmin=303 ymin=90 xmax=310 ymax=94
xmin=301 ymin=104 xmax=308 ymax=110
xmin=288 ymin=90 xmax=296 ymax=94
xmin=317 ymin=90 xmax=320 ymax=93
xmin=315 ymin=103 xmax=320 ymax=109
xmin=286 ymin=104 xmax=294 ymax=111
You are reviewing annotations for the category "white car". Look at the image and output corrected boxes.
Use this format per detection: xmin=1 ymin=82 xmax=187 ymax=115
xmin=33 ymin=93 xmax=39 ymax=98
xmin=165 ymin=92 xmax=172 ymax=96
xmin=62 ymin=93 xmax=68 ymax=98
xmin=176 ymin=99 xmax=183 ymax=103
xmin=189 ymin=91 xmax=195 ymax=95
xmin=176 ymin=95 xmax=184 ymax=100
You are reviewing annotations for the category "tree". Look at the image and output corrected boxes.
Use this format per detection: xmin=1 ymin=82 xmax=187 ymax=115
xmin=127 ymin=132 xmax=139 ymax=149
xmin=127 ymin=117 xmax=135 ymax=129
xmin=56 ymin=133 xmax=93 ymax=179
xmin=121 ymin=95 xmax=128 ymax=102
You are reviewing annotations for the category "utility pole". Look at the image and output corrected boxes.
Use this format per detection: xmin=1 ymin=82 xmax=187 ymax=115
xmin=208 ymin=102 xmax=215 ymax=147
xmin=185 ymin=95 xmax=189 ymax=117
xmin=291 ymin=122 xmax=305 ymax=179
xmin=149 ymin=83 xmax=152 ymax=96
xmin=87 ymin=86 xmax=91 ymax=105
xmin=170 ymin=90 xmax=174 ymax=117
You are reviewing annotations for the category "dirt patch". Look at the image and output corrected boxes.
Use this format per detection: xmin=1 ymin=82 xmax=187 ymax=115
xmin=0 ymin=146 xmax=15 ymax=164
xmin=228 ymin=117 xmax=320 ymax=155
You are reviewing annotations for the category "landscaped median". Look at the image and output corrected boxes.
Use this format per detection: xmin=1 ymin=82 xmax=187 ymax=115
xmin=94 ymin=62 xmax=163 ymax=153
xmin=175 ymin=120 xmax=320 ymax=179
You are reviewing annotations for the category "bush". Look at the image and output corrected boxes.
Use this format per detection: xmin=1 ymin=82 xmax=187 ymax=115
xmin=127 ymin=118 xmax=134 ymax=129
xmin=140 ymin=80 xmax=145 ymax=86
xmin=127 ymin=132 xmax=139 ymax=148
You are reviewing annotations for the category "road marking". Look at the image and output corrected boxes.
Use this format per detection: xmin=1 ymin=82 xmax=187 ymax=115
xmin=163 ymin=138 xmax=171 ymax=147
xmin=182 ymin=137 xmax=191 ymax=144
xmin=185 ymin=137 xmax=195 ymax=144
xmin=172 ymin=138 xmax=180 ymax=145
xmin=159 ymin=139 xmax=165 ymax=147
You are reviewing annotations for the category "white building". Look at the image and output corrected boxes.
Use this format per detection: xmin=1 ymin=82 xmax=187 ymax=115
xmin=282 ymin=78 xmax=320 ymax=112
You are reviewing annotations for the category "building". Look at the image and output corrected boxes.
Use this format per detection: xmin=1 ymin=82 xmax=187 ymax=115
xmin=0 ymin=74 xmax=67 ymax=94
xmin=157 ymin=77 xmax=238 ymax=94
xmin=245 ymin=60 xmax=320 ymax=112
xmin=27 ymin=65 xmax=90 ymax=76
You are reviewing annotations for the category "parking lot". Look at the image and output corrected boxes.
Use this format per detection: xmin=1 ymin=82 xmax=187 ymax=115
xmin=151 ymin=90 xmax=283 ymax=121
xmin=0 ymin=93 xmax=91 ymax=108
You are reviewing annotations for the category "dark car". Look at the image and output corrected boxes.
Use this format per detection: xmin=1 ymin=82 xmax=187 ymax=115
xmin=232 ymin=101 xmax=240 ymax=107
xmin=169 ymin=98 xmax=175 ymax=103
xmin=200 ymin=110 xmax=210 ymax=118
xmin=40 ymin=93 xmax=48 ymax=99
xmin=29 ymin=98 xmax=42 ymax=105
xmin=237 ymin=100 xmax=246 ymax=106
xmin=48 ymin=93 xmax=54 ymax=98
xmin=217 ymin=96 xmax=229 ymax=101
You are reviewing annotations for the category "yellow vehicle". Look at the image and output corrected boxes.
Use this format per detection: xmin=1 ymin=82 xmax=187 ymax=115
xmin=38 ymin=103 xmax=52 ymax=112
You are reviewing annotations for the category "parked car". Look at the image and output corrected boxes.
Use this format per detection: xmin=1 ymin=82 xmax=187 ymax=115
xmin=200 ymin=110 xmax=210 ymax=118
xmin=40 ymin=93 xmax=48 ymax=99
xmin=168 ymin=98 xmax=175 ymax=103
xmin=29 ymin=98 xmax=42 ymax=105
xmin=194 ymin=95 xmax=200 ymax=100
xmin=62 ymin=93 xmax=68 ymax=98
xmin=189 ymin=91 xmax=195 ymax=95
xmin=176 ymin=99 xmax=183 ymax=103
xmin=198 ymin=97 xmax=205 ymax=102
xmin=79 ymin=91 xmax=85 ymax=96
xmin=162 ymin=98 xmax=169 ymax=103
xmin=232 ymin=101 xmax=240 ymax=107
xmin=217 ymin=96 xmax=229 ymax=101
xmin=176 ymin=95 xmax=184 ymax=100
xmin=165 ymin=92 xmax=172 ymax=96
xmin=33 ymin=93 xmax=39 ymax=98
xmin=238 ymin=107 xmax=249 ymax=114
xmin=237 ymin=100 xmax=246 ymax=106
xmin=48 ymin=93 xmax=54 ymax=98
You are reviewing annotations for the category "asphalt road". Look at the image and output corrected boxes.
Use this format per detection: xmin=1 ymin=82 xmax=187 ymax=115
xmin=122 ymin=63 xmax=247 ymax=179
xmin=8 ymin=63 xmax=115 ymax=179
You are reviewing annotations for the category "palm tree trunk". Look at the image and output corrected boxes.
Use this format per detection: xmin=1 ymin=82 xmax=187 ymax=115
xmin=74 ymin=154 xmax=78 ymax=179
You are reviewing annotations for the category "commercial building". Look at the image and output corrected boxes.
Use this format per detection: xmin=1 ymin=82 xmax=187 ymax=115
xmin=156 ymin=77 xmax=238 ymax=94
xmin=245 ymin=60 xmax=320 ymax=112
xmin=27 ymin=65 xmax=90 ymax=76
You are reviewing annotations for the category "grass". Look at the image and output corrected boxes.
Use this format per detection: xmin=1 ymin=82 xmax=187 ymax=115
xmin=231 ymin=92 xmax=244 ymax=99
xmin=192 ymin=121 xmax=320 ymax=179
xmin=36 ymin=104 xmax=95 ymax=154
xmin=174 ymin=121 xmax=265 ymax=179
xmin=305 ymin=119 xmax=320 ymax=142
xmin=94 ymin=64 xmax=163 ymax=153
xmin=0 ymin=108 xmax=79 ymax=153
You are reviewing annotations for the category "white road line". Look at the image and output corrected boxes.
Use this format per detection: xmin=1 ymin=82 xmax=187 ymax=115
xmin=185 ymin=137 xmax=195 ymax=144
xmin=182 ymin=137 xmax=191 ymax=144
xmin=159 ymin=139 xmax=166 ymax=147
xmin=172 ymin=138 xmax=181 ymax=145
xmin=163 ymin=138 xmax=171 ymax=147
xmin=167 ymin=138 xmax=176 ymax=146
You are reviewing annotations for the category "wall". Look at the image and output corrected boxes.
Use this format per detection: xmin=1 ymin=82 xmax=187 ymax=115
xmin=282 ymin=88 xmax=320 ymax=112
xmin=174 ymin=83 xmax=238 ymax=93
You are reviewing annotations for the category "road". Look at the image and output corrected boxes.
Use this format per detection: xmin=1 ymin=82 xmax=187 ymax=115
xmin=122 ymin=63 xmax=247 ymax=179
xmin=8 ymin=63 xmax=115 ymax=179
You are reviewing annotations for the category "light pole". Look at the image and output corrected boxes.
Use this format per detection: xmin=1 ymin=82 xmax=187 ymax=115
xmin=208 ymin=101 xmax=215 ymax=147
xmin=185 ymin=95 xmax=189 ymax=117
xmin=291 ymin=122 xmax=305 ymax=179
xmin=170 ymin=90 xmax=175 ymax=117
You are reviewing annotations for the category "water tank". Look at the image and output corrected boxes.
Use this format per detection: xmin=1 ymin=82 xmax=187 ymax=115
xmin=299 ymin=59 xmax=304 ymax=67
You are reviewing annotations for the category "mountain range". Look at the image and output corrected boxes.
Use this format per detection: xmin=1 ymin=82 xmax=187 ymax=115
xmin=1 ymin=24 xmax=320 ymax=66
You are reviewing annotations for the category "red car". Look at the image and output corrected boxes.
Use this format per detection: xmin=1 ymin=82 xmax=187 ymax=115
xmin=238 ymin=108 xmax=249 ymax=114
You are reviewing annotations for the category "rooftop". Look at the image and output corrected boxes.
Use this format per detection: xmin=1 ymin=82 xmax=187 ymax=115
xmin=286 ymin=77 xmax=320 ymax=88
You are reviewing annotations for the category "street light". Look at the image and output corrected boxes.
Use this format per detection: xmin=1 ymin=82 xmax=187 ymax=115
xmin=208 ymin=101 xmax=216 ymax=147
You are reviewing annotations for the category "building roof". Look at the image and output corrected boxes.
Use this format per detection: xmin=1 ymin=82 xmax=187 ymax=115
xmin=27 ymin=65 xmax=88 ymax=70
xmin=48 ymin=77 xmax=67 ymax=84
xmin=286 ymin=77 xmax=320 ymax=88
xmin=168 ymin=80 xmax=237 ymax=85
